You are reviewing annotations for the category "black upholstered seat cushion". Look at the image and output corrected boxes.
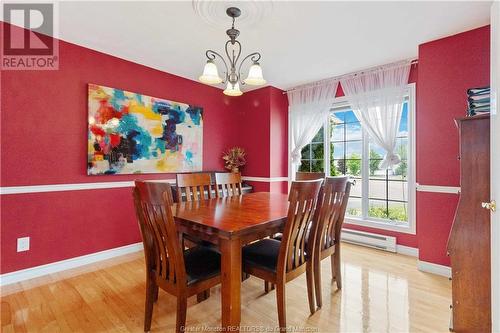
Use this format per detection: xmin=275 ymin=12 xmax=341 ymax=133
xmin=242 ymin=239 xmax=282 ymax=272
xmin=184 ymin=246 xmax=221 ymax=285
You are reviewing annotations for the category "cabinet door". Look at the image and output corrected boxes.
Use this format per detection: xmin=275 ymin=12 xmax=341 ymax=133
xmin=452 ymin=118 xmax=491 ymax=332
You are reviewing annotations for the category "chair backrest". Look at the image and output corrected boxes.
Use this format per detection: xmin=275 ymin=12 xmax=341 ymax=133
xmin=296 ymin=172 xmax=325 ymax=181
xmin=133 ymin=181 xmax=186 ymax=286
xmin=314 ymin=177 xmax=351 ymax=252
xmin=215 ymin=172 xmax=243 ymax=198
xmin=176 ymin=173 xmax=215 ymax=202
xmin=278 ymin=179 xmax=323 ymax=274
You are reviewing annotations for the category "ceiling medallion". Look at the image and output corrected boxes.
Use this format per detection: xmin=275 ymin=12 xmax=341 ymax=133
xmin=192 ymin=1 xmax=273 ymax=30
xmin=198 ymin=7 xmax=266 ymax=96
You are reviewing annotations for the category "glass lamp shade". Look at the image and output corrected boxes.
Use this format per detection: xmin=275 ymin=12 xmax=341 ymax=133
xmin=223 ymin=82 xmax=243 ymax=96
xmin=199 ymin=60 xmax=223 ymax=85
xmin=244 ymin=62 xmax=266 ymax=86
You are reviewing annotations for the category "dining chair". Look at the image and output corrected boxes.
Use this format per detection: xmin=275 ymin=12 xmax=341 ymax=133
xmin=176 ymin=173 xmax=215 ymax=202
xmin=268 ymin=171 xmax=325 ymax=271
xmin=242 ymin=179 xmax=323 ymax=330
xmin=312 ymin=176 xmax=351 ymax=308
xmin=295 ymin=171 xmax=325 ymax=181
xmin=133 ymin=181 xmax=221 ymax=333
xmin=214 ymin=172 xmax=243 ymax=198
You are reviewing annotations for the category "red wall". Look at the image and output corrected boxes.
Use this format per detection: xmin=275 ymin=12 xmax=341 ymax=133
xmin=1 ymin=41 xmax=239 ymax=187
xmin=233 ymin=86 xmax=289 ymax=193
xmin=232 ymin=88 xmax=271 ymax=178
xmin=416 ymin=26 xmax=490 ymax=265
xmin=0 ymin=26 xmax=243 ymax=273
xmin=269 ymin=87 xmax=289 ymax=178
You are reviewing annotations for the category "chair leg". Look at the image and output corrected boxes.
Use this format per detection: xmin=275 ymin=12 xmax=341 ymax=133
xmin=153 ymin=284 xmax=159 ymax=303
xmin=306 ymin=262 xmax=316 ymax=315
xmin=276 ymin=283 xmax=286 ymax=331
xmin=144 ymin=276 xmax=156 ymax=332
xmin=314 ymin=257 xmax=322 ymax=308
xmin=333 ymin=251 xmax=342 ymax=290
xmin=265 ymin=281 xmax=276 ymax=293
xmin=176 ymin=296 xmax=187 ymax=333
xmin=196 ymin=289 xmax=210 ymax=303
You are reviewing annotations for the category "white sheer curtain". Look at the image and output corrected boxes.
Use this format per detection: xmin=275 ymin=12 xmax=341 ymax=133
xmin=340 ymin=60 xmax=411 ymax=169
xmin=288 ymin=80 xmax=338 ymax=176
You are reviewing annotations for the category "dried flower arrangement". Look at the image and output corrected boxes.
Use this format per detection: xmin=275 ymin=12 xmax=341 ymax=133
xmin=222 ymin=147 xmax=246 ymax=173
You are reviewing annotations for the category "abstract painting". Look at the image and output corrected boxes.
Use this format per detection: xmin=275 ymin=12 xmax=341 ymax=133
xmin=87 ymin=84 xmax=203 ymax=175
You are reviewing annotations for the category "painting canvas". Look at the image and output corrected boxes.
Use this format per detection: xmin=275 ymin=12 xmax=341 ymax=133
xmin=87 ymin=84 xmax=203 ymax=175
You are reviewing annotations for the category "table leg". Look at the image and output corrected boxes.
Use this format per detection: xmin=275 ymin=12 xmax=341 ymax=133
xmin=220 ymin=237 xmax=242 ymax=332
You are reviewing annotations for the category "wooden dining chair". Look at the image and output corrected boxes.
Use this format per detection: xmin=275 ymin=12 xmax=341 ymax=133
xmin=242 ymin=179 xmax=323 ymax=330
xmin=133 ymin=181 xmax=221 ymax=333
xmin=296 ymin=172 xmax=325 ymax=181
xmin=215 ymin=172 xmax=243 ymax=198
xmin=176 ymin=173 xmax=215 ymax=202
xmin=312 ymin=176 xmax=351 ymax=309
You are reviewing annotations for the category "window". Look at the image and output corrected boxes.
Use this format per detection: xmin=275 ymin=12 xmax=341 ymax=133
xmin=299 ymin=128 xmax=324 ymax=173
xmin=295 ymin=85 xmax=415 ymax=233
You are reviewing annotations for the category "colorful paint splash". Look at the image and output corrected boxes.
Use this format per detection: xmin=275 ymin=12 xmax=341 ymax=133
xmin=87 ymin=84 xmax=203 ymax=175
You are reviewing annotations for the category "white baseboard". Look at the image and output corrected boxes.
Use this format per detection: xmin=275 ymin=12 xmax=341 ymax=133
xmin=0 ymin=242 xmax=143 ymax=286
xmin=396 ymin=244 xmax=419 ymax=257
xmin=417 ymin=260 xmax=452 ymax=278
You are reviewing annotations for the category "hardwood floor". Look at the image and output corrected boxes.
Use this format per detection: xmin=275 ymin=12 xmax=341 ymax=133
xmin=1 ymin=244 xmax=451 ymax=332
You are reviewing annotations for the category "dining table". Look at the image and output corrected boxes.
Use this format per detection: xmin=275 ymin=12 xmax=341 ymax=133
xmin=173 ymin=191 xmax=290 ymax=332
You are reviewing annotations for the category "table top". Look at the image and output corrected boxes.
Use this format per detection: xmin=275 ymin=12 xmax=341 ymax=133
xmin=173 ymin=192 xmax=289 ymax=238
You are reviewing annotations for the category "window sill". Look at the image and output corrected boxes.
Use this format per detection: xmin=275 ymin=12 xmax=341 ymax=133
xmin=344 ymin=216 xmax=416 ymax=235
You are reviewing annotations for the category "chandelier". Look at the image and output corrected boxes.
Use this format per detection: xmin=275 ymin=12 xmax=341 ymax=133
xmin=198 ymin=7 xmax=266 ymax=96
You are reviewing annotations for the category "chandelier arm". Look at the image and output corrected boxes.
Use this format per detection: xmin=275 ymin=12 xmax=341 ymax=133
xmin=233 ymin=40 xmax=242 ymax=69
xmin=237 ymin=52 xmax=262 ymax=85
xmin=206 ymin=50 xmax=229 ymax=82
xmin=224 ymin=40 xmax=241 ymax=71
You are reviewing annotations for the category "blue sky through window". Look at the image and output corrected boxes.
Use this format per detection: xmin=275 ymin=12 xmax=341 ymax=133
xmin=332 ymin=102 xmax=409 ymax=158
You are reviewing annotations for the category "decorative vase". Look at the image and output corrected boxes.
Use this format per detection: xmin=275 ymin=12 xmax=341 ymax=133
xmin=231 ymin=167 xmax=239 ymax=173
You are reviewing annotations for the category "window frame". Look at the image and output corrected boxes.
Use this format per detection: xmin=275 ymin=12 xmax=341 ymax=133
xmin=289 ymin=83 xmax=416 ymax=235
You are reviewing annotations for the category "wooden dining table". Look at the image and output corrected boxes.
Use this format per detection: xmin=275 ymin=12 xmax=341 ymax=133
xmin=173 ymin=192 xmax=289 ymax=331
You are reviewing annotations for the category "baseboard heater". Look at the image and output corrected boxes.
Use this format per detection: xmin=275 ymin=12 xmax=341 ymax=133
xmin=341 ymin=228 xmax=396 ymax=253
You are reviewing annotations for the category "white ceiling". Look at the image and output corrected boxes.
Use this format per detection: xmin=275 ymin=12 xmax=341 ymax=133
xmin=58 ymin=1 xmax=492 ymax=90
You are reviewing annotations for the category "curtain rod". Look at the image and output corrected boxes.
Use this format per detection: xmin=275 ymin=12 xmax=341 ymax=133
xmin=283 ymin=59 xmax=418 ymax=95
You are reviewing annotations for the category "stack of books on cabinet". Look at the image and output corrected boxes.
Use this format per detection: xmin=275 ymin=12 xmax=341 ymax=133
xmin=467 ymin=86 xmax=490 ymax=116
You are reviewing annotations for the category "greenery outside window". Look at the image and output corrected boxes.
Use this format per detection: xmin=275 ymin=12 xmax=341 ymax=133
xmin=299 ymin=129 xmax=324 ymax=173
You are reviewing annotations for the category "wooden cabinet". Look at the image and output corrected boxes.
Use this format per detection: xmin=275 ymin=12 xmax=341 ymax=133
xmin=448 ymin=115 xmax=491 ymax=333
